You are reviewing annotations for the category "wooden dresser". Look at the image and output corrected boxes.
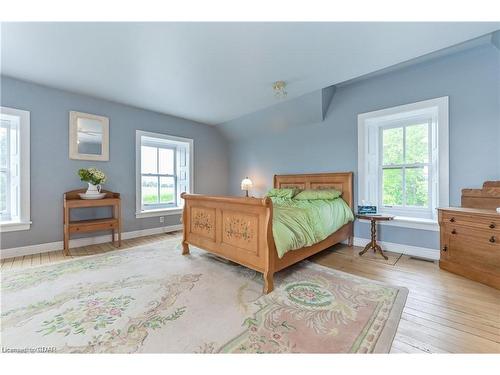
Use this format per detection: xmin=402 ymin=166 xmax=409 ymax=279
xmin=438 ymin=181 xmax=500 ymax=289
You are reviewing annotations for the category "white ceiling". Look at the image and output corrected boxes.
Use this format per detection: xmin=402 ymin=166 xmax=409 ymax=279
xmin=1 ymin=22 xmax=499 ymax=125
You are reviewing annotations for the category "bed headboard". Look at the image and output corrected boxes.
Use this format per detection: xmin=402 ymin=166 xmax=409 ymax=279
xmin=273 ymin=172 xmax=353 ymax=209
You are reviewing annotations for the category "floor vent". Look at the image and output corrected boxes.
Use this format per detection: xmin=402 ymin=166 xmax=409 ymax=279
xmin=409 ymin=256 xmax=436 ymax=263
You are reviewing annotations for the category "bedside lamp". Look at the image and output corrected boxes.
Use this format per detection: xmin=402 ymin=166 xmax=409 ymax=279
xmin=241 ymin=177 xmax=253 ymax=197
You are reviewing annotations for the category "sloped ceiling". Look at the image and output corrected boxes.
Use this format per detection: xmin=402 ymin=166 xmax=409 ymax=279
xmin=1 ymin=22 xmax=499 ymax=124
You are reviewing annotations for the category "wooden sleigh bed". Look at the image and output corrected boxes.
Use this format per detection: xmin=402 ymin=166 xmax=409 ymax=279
xmin=181 ymin=172 xmax=354 ymax=293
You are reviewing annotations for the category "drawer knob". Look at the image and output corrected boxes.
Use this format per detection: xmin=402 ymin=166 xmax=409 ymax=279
xmin=489 ymin=223 xmax=496 ymax=229
xmin=489 ymin=236 xmax=496 ymax=243
xmin=450 ymin=217 xmax=455 ymax=223
xmin=451 ymin=229 xmax=457 ymax=234
xmin=442 ymin=245 xmax=448 ymax=252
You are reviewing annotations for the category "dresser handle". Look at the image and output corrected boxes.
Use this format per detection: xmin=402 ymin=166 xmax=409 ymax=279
xmin=449 ymin=217 xmax=455 ymax=223
xmin=489 ymin=236 xmax=496 ymax=243
xmin=451 ymin=229 xmax=457 ymax=234
xmin=442 ymin=245 xmax=448 ymax=252
xmin=489 ymin=223 xmax=496 ymax=229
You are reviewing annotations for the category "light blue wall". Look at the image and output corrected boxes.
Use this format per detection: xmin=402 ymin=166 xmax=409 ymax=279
xmin=0 ymin=76 xmax=229 ymax=249
xmin=222 ymin=45 xmax=500 ymax=249
xmin=2 ymin=43 xmax=499 ymax=251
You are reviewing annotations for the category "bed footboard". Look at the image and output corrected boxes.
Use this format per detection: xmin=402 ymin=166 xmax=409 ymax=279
xmin=181 ymin=193 xmax=276 ymax=292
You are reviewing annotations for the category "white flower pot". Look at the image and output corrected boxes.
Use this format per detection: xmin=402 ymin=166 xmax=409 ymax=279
xmin=86 ymin=182 xmax=102 ymax=195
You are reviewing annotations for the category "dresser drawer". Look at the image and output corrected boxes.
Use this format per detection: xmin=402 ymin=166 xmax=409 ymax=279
xmin=69 ymin=218 xmax=119 ymax=233
xmin=442 ymin=224 xmax=499 ymax=247
xmin=440 ymin=211 xmax=500 ymax=233
xmin=441 ymin=229 xmax=500 ymax=270
xmin=441 ymin=224 xmax=500 ymax=244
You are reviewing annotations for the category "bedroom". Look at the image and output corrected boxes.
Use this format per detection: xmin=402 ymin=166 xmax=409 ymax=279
xmin=1 ymin=1 xmax=499 ymax=373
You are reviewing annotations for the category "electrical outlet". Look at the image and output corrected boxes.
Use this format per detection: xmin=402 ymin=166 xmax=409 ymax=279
xmin=159 ymin=216 xmax=164 ymax=223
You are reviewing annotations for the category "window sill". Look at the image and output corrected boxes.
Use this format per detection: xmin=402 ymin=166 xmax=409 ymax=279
xmin=357 ymin=215 xmax=439 ymax=232
xmin=136 ymin=208 xmax=183 ymax=218
xmin=0 ymin=220 xmax=32 ymax=232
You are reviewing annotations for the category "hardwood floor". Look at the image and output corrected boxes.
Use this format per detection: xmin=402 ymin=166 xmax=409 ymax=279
xmin=311 ymin=245 xmax=500 ymax=353
xmin=2 ymin=231 xmax=499 ymax=353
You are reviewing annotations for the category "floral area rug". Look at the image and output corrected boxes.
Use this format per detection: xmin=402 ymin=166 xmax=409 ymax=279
xmin=1 ymin=237 xmax=407 ymax=353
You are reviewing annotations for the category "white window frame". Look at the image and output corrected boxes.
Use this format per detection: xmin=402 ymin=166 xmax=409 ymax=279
xmin=135 ymin=130 xmax=193 ymax=218
xmin=0 ymin=106 xmax=31 ymax=232
xmin=141 ymin=141 xmax=178 ymax=211
xmin=377 ymin=117 xmax=434 ymax=219
xmin=358 ymin=97 xmax=449 ymax=231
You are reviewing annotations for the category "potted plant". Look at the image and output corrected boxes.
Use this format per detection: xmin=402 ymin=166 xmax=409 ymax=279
xmin=78 ymin=167 xmax=107 ymax=195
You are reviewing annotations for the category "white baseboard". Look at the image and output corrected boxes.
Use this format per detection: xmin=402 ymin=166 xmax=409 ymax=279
xmin=0 ymin=224 xmax=183 ymax=260
xmin=1 ymin=228 xmax=438 ymax=262
xmin=348 ymin=236 xmax=439 ymax=260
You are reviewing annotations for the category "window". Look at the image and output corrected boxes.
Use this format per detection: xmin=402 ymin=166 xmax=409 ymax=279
xmin=358 ymin=97 xmax=449 ymax=229
xmin=136 ymin=130 xmax=192 ymax=218
xmin=0 ymin=106 xmax=31 ymax=232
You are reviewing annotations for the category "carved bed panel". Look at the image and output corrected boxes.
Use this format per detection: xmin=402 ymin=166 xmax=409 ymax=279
xmin=221 ymin=210 xmax=259 ymax=254
xmin=280 ymin=183 xmax=306 ymax=190
xmin=190 ymin=207 xmax=216 ymax=241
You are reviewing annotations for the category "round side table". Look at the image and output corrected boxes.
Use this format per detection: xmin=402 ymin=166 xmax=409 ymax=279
xmin=356 ymin=214 xmax=394 ymax=260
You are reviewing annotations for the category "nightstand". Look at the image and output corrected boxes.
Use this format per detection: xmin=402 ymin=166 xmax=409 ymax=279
xmin=356 ymin=214 xmax=394 ymax=260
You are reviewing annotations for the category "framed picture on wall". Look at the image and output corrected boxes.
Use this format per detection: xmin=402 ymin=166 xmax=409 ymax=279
xmin=69 ymin=111 xmax=109 ymax=161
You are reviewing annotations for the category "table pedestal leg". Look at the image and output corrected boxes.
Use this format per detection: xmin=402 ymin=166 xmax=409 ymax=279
xmin=375 ymin=244 xmax=388 ymax=260
xmin=358 ymin=219 xmax=389 ymax=260
xmin=358 ymin=241 xmax=372 ymax=256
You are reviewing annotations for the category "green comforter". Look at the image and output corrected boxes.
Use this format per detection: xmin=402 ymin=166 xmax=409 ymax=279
xmin=271 ymin=198 xmax=354 ymax=258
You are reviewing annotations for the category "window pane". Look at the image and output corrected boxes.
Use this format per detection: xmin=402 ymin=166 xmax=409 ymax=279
xmin=141 ymin=146 xmax=157 ymax=174
xmin=0 ymin=171 xmax=6 ymax=212
xmin=382 ymin=168 xmax=403 ymax=206
xmin=160 ymin=176 xmax=175 ymax=204
xmin=382 ymin=127 xmax=403 ymax=165
xmin=406 ymin=123 xmax=429 ymax=164
xmin=158 ymin=148 xmax=174 ymax=175
xmin=142 ymin=176 xmax=159 ymax=205
xmin=0 ymin=126 xmax=8 ymax=169
xmin=406 ymin=167 xmax=429 ymax=207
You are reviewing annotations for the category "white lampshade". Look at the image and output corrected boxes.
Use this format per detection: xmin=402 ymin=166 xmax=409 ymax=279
xmin=241 ymin=177 xmax=253 ymax=191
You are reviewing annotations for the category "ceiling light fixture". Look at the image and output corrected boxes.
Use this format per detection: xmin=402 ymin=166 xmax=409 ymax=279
xmin=272 ymin=80 xmax=287 ymax=99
